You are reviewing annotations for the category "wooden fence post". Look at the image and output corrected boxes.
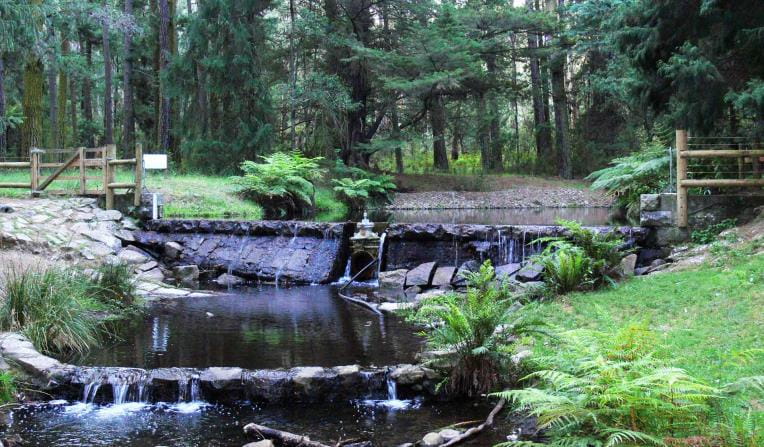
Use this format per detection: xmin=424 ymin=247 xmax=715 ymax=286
xmin=78 ymin=147 xmax=86 ymax=194
xmin=676 ymin=129 xmax=688 ymax=228
xmin=103 ymin=144 xmax=116 ymax=210
xmin=30 ymin=148 xmax=42 ymax=195
xmin=134 ymin=143 xmax=143 ymax=207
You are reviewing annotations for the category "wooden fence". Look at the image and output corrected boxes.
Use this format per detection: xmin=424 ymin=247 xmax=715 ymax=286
xmin=0 ymin=144 xmax=143 ymax=210
xmin=676 ymin=129 xmax=764 ymax=227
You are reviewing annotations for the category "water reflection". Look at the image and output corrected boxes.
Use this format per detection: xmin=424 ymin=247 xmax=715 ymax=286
xmin=76 ymin=285 xmax=424 ymax=369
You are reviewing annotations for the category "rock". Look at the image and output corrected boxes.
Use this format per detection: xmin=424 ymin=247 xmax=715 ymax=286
xmin=216 ymin=273 xmax=245 ymax=286
xmin=137 ymin=260 xmax=159 ymax=272
xmin=0 ymin=205 xmax=14 ymax=213
xmin=494 ymin=263 xmax=521 ymax=280
xmin=404 ymin=285 xmax=421 ymax=300
xmin=640 ymin=210 xmax=673 ymax=227
xmin=137 ymin=267 xmax=165 ymax=282
xmin=634 ymin=266 xmax=649 ymax=276
xmin=121 ymin=217 xmax=139 ymax=231
xmin=405 ymin=262 xmax=438 ymax=287
xmin=414 ymin=289 xmax=447 ymax=303
xmin=516 ymin=263 xmax=544 ymax=282
xmin=511 ymin=280 xmax=546 ymax=298
xmin=640 ymin=194 xmax=661 ymax=212
xmin=379 ymin=269 xmax=407 ymax=290
xmin=620 ymin=254 xmax=638 ymax=276
xmin=654 ymin=227 xmax=690 ymax=246
xmin=200 ymin=367 xmax=243 ymax=389
xmin=438 ymin=429 xmax=460 ymax=442
xmin=117 ymin=248 xmax=150 ymax=265
xmin=173 ymin=265 xmax=199 ymax=287
xmin=164 ymin=241 xmax=184 ymax=260
xmin=379 ymin=302 xmax=415 ymax=313
xmin=94 ymin=209 xmax=123 ymax=221
xmin=114 ymin=229 xmax=135 ymax=242
xmin=452 ymin=260 xmax=480 ymax=285
xmin=431 ymin=266 xmax=456 ymax=287
xmin=243 ymin=441 xmax=275 ymax=447
xmin=422 ymin=432 xmax=443 ymax=447
xmin=389 ymin=364 xmax=427 ymax=385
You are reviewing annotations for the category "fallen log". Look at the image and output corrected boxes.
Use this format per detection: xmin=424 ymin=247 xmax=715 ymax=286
xmin=440 ymin=398 xmax=506 ymax=447
xmin=243 ymin=422 xmax=331 ymax=447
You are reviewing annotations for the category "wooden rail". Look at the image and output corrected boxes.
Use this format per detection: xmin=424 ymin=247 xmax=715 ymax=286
xmin=0 ymin=143 xmax=144 ymax=209
xmin=676 ymin=129 xmax=764 ymax=227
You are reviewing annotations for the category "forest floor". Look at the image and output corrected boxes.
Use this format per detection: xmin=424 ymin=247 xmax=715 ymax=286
xmin=390 ymin=173 xmax=613 ymax=209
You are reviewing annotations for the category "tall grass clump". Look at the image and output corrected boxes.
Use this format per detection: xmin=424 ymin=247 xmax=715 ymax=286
xmin=0 ymin=372 xmax=16 ymax=403
xmin=0 ymin=266 xmax=103 ymax=354
xmin=493 ymin=325 xmax=764 ymax=447
xmin=88 ymin=263 xmax=137 ymax=309
xmin=409 ymin=261 xmax=547 ymax=396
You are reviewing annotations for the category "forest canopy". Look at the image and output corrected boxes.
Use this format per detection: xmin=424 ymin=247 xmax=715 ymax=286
xmin=1 ymin=0 xmax=763 ymax=177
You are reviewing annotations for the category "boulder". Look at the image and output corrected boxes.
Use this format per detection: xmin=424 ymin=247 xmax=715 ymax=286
xmin=94 ymin=209 xmax=123 ymax=221
xmin=640 ymin=210 xmax=673 ymax=227
xmin=200 ymin=367 xmax=243 ymax=389
xmin=439 ymin=429 xmax=460 ymax=442
xmin=405 ymin=262 xmax=438 ymax=287
xmin=422 ymin=432 xmax=443 ymax=447
xmin=431 ymin=266 xmax=456 ymax=288
xmin=216 ymin=273 xmax=245 ymax=286
xmin=620 ymin=254 xmax=638 ymax=276
xmin=494 ymin=263 xmax=521 ymax=280
xmin=516 ymin=263 xmax=544 ymax=282
xmin=137 ymin=267 xmax=165 ymax=282
xmin=389 ymin=364 xmax=430 ymax=385
xmin=0 ymin=205 xmax=14 ymax=214
xmin=117 ymin=248 xmax=150 ymax=265
xmin=414 ymin=289 xmax=447 ymax=303
xmin=243 ymin=441 xmax=275 ymax=447
xmin=173 ymin=265 xmax=199 ymax=288
xmin=164 ymin=241 xmax=184 ymax=260
xmin=379 ymin=269 xmax=407 ymax=290
xmin=404 ymin=286 xmax=422 ymax=300
xmin=452 ymin=260 xmax=480 ymax=285
xmin=640 ymin=194 xmax=661 ymax=212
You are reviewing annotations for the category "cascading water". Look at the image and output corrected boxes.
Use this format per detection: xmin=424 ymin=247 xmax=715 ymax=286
xmin=376 ymin=232 xmax=387 ymax=279
xmin=275 ymin=224 xmax=300 ymax=287
xmin=386 ymin=376 xmax=398 ymax=400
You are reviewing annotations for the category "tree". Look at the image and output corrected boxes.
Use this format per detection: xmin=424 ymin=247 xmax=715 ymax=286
xmin=122 ymin=0 xmax=135 ymax=154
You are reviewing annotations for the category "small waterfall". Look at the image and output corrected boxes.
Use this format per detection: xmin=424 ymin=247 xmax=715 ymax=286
xmin=386 ymin=377 xmax=397 ymax=400
xmin=376 ymin=232 xmax=386 ymax=279
xmin=111 ymin=382 xmax=130 ymax=405
xmin=82 ymin=382 xmax=101 ymax=404
xmin=178 ymin=376 xmax=202 ymax=402
xmin=521 ymin=230 xmax=527 ymax=261
xmin=275 ymin=224 xmax=300 ymax=287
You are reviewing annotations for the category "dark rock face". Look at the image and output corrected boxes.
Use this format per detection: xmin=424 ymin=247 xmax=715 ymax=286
xmin=385 ymin=223 xmax=648 ymax=271
xmin=405 ymin=262 xmax=438 ymax=287
xmin=516 ymin=263 xmax=544 ymax=282
xmin=134 ymin=220 xmax=353 ymax=284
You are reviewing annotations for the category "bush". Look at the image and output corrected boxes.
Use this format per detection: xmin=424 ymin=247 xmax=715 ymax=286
xmin=0 ymin=372 xmax=15 ymax=403
xmin=231 ymin=152 xmax=325 ymax=217
xmin=0 ymin=266 xmax=103 ymax=354
xmin=691 ymin=218 xmax=737 ymax=245
xmin=587 ymin=140 xmax=670 ymax=219
xmin=89 ymin=263 xmax=137 ymax=309
xmin=409 ymin=261 xmax=547 ymax=396
xmin=331 ymin=162 xmax=396 ymax=210
xmin=534 ymin=219 xmax=626 ymax=294
xmin=493 ymin=325 xmax=764 ymax=447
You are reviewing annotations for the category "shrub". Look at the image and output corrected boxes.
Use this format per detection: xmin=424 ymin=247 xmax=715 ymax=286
xmin=0 ymin=266 xmax=103 ymax=354
xmin=231 ymin=152 xmax=325 ymax=217
xmin=538 ymin=244 xmax=592 ymax=294
xmin=331 ymin=162 xmax=396 ymax=209
xmin=493 ymin=325 xmax=764 ymax=447
xmin=409 ymin=261 xmax=548 ymax=396
xmin=0 ymin=372 xmax=15 ymax=403
xmin=587 ymin=140 xmax=670 ymax=219
xmin=691 ymin=218 xmax=737 ymax=245
xmin=89 ymin=263 xmax=137 ymax=309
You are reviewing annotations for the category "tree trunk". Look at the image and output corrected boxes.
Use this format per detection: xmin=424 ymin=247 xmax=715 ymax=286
xmin=158 ymin=0 xmax=172 ymax=155
xmin=169 ymin=0 xmax=180 ymax=165
xmin=288 ymin=0 xmax=297 ymax=150
xmin=550 ymin=51 xmax=571 ymax=178
xmin=82 ymin=37 xmax=95 ymax=147
xmin=102 ymin=15 xmax=113 ymax=145
xmin=123 ymin=0 xmax=135 ymax=154
xmin=69 ymin=76 xmax=78 ymax=146
xmin=485 ymin=56 xmax=503 ymax=172
xmin=22 ymin=53 xmax=45 ymax=156
xmin=391 ymin=100 xmax=404 ymax=174
xmin=57 ymin=37 xmax=69 ymax=148
xmin=477 ymin=93 xmax=490 ymax=172
xmin=431 ymin=94 xmax=449 ymax=171
xmin=47 ymin=36 xmax=58 ymax=148
xmin=0 ymin=55 xmax=6 ymax=157
xmin=510 ymin=34 xmax=520 ymax=155
xmin=526 ymin=3 xmax=552 ymax=168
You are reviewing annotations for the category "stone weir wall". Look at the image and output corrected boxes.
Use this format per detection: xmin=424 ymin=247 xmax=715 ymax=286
xmin=133 ymin=219 xmax=354 ymax=284
xmin=384 ymin=223 xmax=649 ymax=271
xmin=0 ymin=333 xmax=439 ymax=405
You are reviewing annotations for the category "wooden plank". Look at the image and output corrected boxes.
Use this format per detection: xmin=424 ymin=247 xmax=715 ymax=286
xmin=37 ymin=150 xmax=80 ymax=191
xmin=0 ymin=183 xmax=32 ymax=188
xmin=57 ymin=176 xmax=87 ymax=181
xmin=676 ymin=130 xmax=689 ymax=228
xmin=0 ymin=162 xmax=31 ymax=168
xmin=79 ymin=147 xmax=86 ymax=194
xmin=680 ymin=149 xmax=764 ymax=158
xmin=108 ymin=158 xmax=136 ymax=166
xmin=107 ymin=182 xmax=136 ymax=189
xmin=681 ymin=179 xmax=764 ymax=187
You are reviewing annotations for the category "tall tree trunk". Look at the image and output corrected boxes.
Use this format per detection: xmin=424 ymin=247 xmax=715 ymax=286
xmin=158 ymin=0 xmax=172 ymax=155
xmin=485 ymin=56 xmax=503 ymax=172
xmin=82 ymin=37 xmax=95 ymax=147
xmin=47 ymin=36 xmax=58 ymax=148
xmin=70 ymin=76 xmax=78 ymax=146
xmin=0 ymin=55 xmax=6 ymax=157
xmin=550 ymin=51 xmax=571 ymax=178
xmin=102 ymin=17 xmax=113 ymax=145
xmin=526 ymin=1 xmax=552 ymax=168
xmin=168 ymin=0 xmax=180 ymax=165
xmin=391 ymin=98 xmax=404 ymax=174
xmin=22 ymin=52 xmax=45 ymax=156
xmin=477 ymin=93 xmax=490 ymax=172
xmin=123 ymin=0 xmax=135 ymax=154
xmin=510 ymin=34 xmax=520 ymax=155
xmin=57 ymin=37 xmax=69 ymax=148
xmin=288 ymin=0 xmax=297 ymax=150
xmin=431 ymin=94 xmax=449 ymax=171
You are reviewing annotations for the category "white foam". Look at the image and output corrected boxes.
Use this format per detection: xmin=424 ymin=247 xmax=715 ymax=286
xmin=167 ymin=402 xmax=208 ymax=414
xmin=94 ymin=402 xmax=149 ymax=418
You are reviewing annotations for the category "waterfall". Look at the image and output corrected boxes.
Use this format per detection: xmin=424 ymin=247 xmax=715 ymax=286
xmin=112 ymin=382 xmax=130 ymax=405
xmin=376 ymin=232 xmax=386 ymax=279
xmin=386 ymin=377 xmax=397 ymax=400
xmin=82 ymin=382 xmax=101 ymax=404
xmin=275 ymin=224 xmax=300 ymax=287
xmin=178 ymin=376 xmax=202 ymax=402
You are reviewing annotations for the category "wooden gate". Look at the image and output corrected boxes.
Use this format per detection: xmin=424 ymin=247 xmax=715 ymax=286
xmin=0 ymin=144 xmax=143 ymax=209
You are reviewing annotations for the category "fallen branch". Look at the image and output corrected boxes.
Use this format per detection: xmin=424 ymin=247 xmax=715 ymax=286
xmin=440 ymin=398 xmax=506 ymax=447
xmin=243 ymin=422 xmax=331 ymax=447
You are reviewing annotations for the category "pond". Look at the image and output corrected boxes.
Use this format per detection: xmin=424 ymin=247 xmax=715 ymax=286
xmin=373 ymin=206 xmax=622 ymax=226
xmin=7 ymin=399 xmax=515 ymax=446
xmin=73 ymin=285 xmax=424 ymax=370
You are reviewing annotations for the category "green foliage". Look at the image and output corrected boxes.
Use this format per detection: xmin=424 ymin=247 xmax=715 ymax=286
xmin=586 ymin=140 xmax=670 ymax=218
xmin=409 ymin=261 xmax=547 ymax=396
xmin=0 ymin=372 xmax=15 ymax=403
xmin=0 ymin=266 xmax=103 ymax=354
xmin=533 ymin=219 xmax=626 ymax=294
xmin=493 ymin=325 xmax=764 ymax=447
xmin=691 ymin=218 xmax=738 ymax=245
xmin=88 ymin=263 xmax=137 ymax=309
xmin=232 ymin=152 xmax=325 ymax=217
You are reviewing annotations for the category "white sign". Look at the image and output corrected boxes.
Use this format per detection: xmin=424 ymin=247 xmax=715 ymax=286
xmin=143 ymin=154 xmax=168 ymax=170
